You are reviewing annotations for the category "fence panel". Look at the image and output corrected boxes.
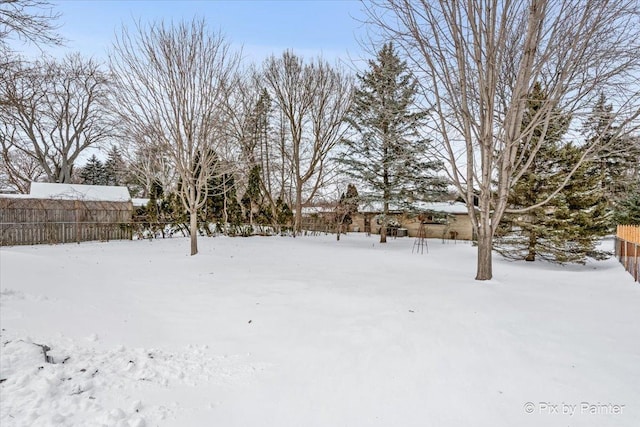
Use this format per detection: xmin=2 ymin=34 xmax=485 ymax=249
xmin=616 ymin=225 xmax=640 ymax=283
xmin=1 ymin=197 xmax=133 ymax=246
xmin=0 ymin=222 xmax=132 ymax=246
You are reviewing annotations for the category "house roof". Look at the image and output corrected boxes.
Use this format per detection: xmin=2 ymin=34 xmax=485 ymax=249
xmin=28 ymin=183 xmax=131 ymax=202
xmin=359 ymin=201 xmax=469 ymax=215
xmin=413 ymin=201 xmax=470 ymax=214
xmin=300 ymin=206 xmax=333 ymax=215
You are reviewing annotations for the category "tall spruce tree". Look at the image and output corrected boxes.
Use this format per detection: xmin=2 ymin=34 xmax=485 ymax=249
xmin=241 ymin=165 xmax=264 ymax=225
xmin=582 ymin=94 xmax=640 ymax=228
xmin=614 ymin=188 xmax=640 ymax=225
xmin=103 ymin=145 xmax=127 ymax=186
xmin=340 ymin=43 xmax=447 ymax=243
xmin=79 ymin=154 xmax=106 ymax=185
xmin=496 ymin=84 xmax=609 ymax=264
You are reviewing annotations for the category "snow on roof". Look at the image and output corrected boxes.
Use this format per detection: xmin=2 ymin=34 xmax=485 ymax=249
xmin=132 ymin=198 xmax=150 ymax=207
xmin=359 ymin=200 xmax=469 ymax=214
xmin=0 ymin=193 xmax=30 ymax=199
xmin=412 ymin=201 xmax=470 ymax=214
xmin=28 ymin=183 xmax=131 ymax=202
xmin=300 ymin=206 xmax=333 ymax=215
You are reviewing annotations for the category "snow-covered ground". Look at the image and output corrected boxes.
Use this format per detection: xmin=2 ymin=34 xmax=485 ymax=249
xmin=1 ymin=234 xmax=638 ymax=427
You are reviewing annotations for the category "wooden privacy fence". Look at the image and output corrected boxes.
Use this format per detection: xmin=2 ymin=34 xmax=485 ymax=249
xmin=0 ymin=197 xmax=133 ymax=246
xmin=301 ymin=217 xmax=340 ymax=235
xmin=616 ymin=225 xmax=640 ymax=283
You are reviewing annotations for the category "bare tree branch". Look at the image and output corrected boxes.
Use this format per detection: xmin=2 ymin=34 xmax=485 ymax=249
xmin=0 ymin=0 xmax=62 ymax=59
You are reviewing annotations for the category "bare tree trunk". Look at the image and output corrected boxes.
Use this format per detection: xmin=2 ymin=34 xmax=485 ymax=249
xmin=380 ymin=201 xmax=388 ymax=244
xmin=525 ymin=231 xmax=537 ymax=262
xmin=476 ymin=227 xmax=493 ymax=281
xmin=294 ymin=177 xmax=303 ymax=235
xmin=278 ymin=109 xmax=287 ymax=203
xmin=190 ymin=208 xmax=198 ymax=255
xmin=222 ymin=176 xmax=229 ymax=227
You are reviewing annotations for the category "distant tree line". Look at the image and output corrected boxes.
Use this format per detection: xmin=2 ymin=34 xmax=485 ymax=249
xmin=1 ymin=1 xmax=639 ymax=276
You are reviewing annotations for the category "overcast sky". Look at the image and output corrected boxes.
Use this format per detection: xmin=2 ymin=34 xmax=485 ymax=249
xmin=14 ymin=0 xmax=369 ymax=67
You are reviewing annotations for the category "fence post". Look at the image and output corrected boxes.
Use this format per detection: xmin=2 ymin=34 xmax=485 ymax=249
xmin=75 ymin=200 xmax=80 ymax=244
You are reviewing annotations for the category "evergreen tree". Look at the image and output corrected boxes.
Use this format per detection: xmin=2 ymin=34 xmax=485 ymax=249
xmin=132 ymin=180 xmax=195 ymax=239
xmin=275 ymin=197 xmax=293 ymax=231
xmin=342 ymin=183 xmax=359 ymax=221
xmin=201 ymin=158 xmax=243 ymax=232
xmin=335 ymin=184 xmax=359 ymax=241
xmin=496 ymin=84 xmax=609 ymax=263
xmin=103 ymin=145 xmax=127 ymax=186
xmin=145 ymin=180 xmax=171 ymax=237
xmin=339 ymin=43 xmax=447 ymax=243
xmin=241 ymin=165 xmax=264 ymax=225
xmin=582 ymin=94 xmax=640 ymax=228
xmin=79 ymin=154 xmax=106 ymax=185
xmin=614 ymin=188 xmax=640 ymax=225
xmin=165 ymin=191 xmax=189 ymax=235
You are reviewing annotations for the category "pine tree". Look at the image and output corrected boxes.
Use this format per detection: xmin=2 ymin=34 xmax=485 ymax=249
xmin=103 ymin=145 xmax=127 ymax=186
xmin=335 ymin=183 xmax=359 ymax=240
xmin=275 ymin=197 xmax=293 ymax=231
xmin=341 ymin=183 xmax=359 ymax=221
xmin=582 ymin=94 xmax=640 ymax=228
xmin=339 ymin=43 xmax=447 ymax=243
xmin=202 ymin=162 xmax=243 ymax=232
xmin=79 ymin=154 xmax=106 ymax=185
xmin=141 ymin=180 xmax=167 ymax=238
xmin=241 ymin=165 xmax=263 ymax=225
xmin=496 ymin=84 xmax=610 ymax=264
xmin=614 ymin=188 xmax=640 ymax=225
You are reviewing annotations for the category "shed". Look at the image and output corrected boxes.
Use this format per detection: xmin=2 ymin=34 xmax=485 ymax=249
xmin=0 ymin=183 xmax=133 ymax=246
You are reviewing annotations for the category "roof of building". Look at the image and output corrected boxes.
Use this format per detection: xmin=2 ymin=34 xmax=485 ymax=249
xmin=0 ymin=193 xmax=29 ymax=199
xmin=132 ymin=198 xmax=150 ymax=207
xmin=300 ymin=206 xmax=333 ymax=215
xmin=359 ymin=201 xmax=469 ymax=214
xmin=28 ymin=183 xmax=131 ymax=202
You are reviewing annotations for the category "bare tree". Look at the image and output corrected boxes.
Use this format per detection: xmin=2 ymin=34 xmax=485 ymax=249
xmin=221 ymin=70 xmax=272 ymax=225
xmin=0 ymin=53 xmax=112 ymax=187
xmin=0 ymin=0 xmax=62 ymax=59
xmin=364 ymin=0 xmax=640 ymax=280
xmin=110 ymin=19 xmax=240 ymax=255
xmin=0 ymin=0 xmax=62 ymax=191
xmin=0 ymin=127 xmax=44 ymax=192
xmin=119 ymin=133 xmax=177 ymax=198
xmin=263 ymin=51 xmax=353 ymax=234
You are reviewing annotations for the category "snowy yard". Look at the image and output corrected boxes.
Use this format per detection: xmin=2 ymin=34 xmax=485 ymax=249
xmin=1 ymin=234 xmax=639 ymax=426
